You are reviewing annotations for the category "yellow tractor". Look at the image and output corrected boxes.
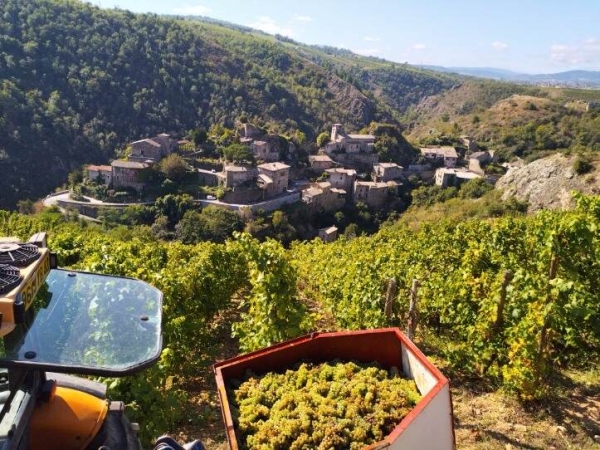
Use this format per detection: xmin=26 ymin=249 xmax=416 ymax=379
xmin=0 ymin=232 xmax=202 ymax=450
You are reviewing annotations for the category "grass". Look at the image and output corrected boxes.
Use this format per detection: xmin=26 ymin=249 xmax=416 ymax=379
xmin=391 ymin=190 xmax=527 ymax=232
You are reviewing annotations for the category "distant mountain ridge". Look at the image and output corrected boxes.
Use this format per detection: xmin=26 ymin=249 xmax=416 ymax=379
xmin=421 ymin=65 xmax=600 ymax=87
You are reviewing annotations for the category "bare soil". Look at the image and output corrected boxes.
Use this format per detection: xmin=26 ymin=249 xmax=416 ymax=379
xmin=452 ymin=375 xmax=600 ymax=449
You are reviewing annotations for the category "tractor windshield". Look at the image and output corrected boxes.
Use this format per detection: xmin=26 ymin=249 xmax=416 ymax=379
xmin=0 ymin=269 xmax=162 ymax=376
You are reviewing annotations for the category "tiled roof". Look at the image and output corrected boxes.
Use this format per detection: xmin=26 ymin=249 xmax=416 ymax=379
xmin=88 ymin=165 xmax=112 ymax=172
xmin=347 ymin=134 xmax=375 ymax=140
xmin=111 ymin=160 xmax=149 ymax=169
xmin=421 ymin=146 xmax=458 ymax=158
xmin=309 ymin=155 xmax=334 ymax=162
xmin=131 ymin=138 xmax=161 ymax=147
xmin=258 ymin=162 xmax=290 ymax=171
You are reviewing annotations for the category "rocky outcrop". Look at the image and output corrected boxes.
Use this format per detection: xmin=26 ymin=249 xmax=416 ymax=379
xmin=326 ymin=75 xmax=375 ymax=126
xmin=496 ymin=154 xmax=600 ymax=212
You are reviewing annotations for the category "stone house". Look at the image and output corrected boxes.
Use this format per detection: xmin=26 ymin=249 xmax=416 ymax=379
xmin=87 ymin=165 xmax=112 ymax=185
xmin=372 ymin=163 xmax=403 ymax=182
xmin=319 ymin=226 xmax=338 ymax=243
xmin=252 ymin=141 xmax=279 ymax=162
xmin=129 ymin=133 xmax=176 ymax=163
xmin=421 ymin=147 xmax=458 ymax=168
xmin=353 ymin=181 xmax=389 ymax=208
xmin=460 ymin=135 xmax=479 ymax=154
xmin=221 ymin=165 xmax=257 ymax=188
xmin=326 ymin=168 xmax=357 ymax=192
xmin=198 ymin=168 xmax=219 ymax=186
xmin=111 ymin=160 xmax=150 ymax=190
xmin=468 ymin=151 xmax=492 ymax=175
xmin=324 ymin=123 xmax=375 ymax=154
xmin=241 ymin=123 xmax=262 ymax=139
xmin=309 ymin=154 xmax=335 ymax=171
xmin=302 ymin=182 xmax=346 ymax=212
xmin=257 ymin=162 xmax=290 ymax=197
xmin=435 ymin=168 xmax=481 ymax=188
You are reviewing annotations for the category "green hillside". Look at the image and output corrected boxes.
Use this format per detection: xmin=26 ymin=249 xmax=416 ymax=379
xmin=0 ymin=0 xmax=457 ymax=209
xmin=407 ymin=81 xmax=600 ymax=160
xmin=1 ymin=0 xmax=598 ymax=209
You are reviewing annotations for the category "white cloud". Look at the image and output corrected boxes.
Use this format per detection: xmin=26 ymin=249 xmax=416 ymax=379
xmin=550 ymin=39 xmax=600 ymax=65
xmin=550 ymin=44 xmax=574 ymax=63
xmin=248 ymin=16 xmax=294 ymax=37
xmin=412 ymin=44 xmax=427 ymax=50
xmin=293 ymin=14 xmax=312 ymax=22
xmin=172 ymin=4 xmax=212 ymax=15
xmin=353 ymin=48 xmax=380 ymax=56
xmin=491 ymin=41 xmax=508 ymax=51
xmin=584 ymin=38 xmax=600 ymax=52
xmin=364 ymin=36 xmax=380 ymax=42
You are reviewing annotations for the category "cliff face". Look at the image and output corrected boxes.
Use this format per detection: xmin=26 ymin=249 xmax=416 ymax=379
xmin=496 ymin=154 xmax=600 ymax=212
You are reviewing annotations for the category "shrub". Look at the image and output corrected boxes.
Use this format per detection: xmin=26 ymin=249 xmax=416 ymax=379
xmin=573 ymin=156 xmax=593 ymax=175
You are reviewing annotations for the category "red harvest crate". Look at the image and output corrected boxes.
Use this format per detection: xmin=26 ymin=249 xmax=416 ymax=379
xmin=213 ymin=328 xmax=455 ymax=450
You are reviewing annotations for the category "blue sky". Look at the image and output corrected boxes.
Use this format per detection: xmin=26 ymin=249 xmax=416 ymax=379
xmin=88 ymin=0 xmax=600 ymax=74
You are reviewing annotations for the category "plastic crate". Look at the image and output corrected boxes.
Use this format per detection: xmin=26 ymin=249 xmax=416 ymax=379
xmin=214 ymin=328 xmax=455 ymax=450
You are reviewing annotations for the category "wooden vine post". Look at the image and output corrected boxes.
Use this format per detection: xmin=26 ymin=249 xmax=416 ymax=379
xmin=536 ymin=253 xmax=560 ymax=386
xmin=384 ymin=278 xmax=397 ymax=322
xmin=483 ymin=269 xmax=514 ymax=373
xmin=492 ymin=269 xmax=514 ymax=336
xmin=407 ymin=279 xmax=420 ymax=341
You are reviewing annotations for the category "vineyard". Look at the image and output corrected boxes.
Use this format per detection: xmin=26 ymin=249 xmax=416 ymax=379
xmin=1 ymin=195 xmax=600 ymax=446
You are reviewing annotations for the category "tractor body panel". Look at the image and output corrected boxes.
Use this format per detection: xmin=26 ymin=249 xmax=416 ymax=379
xmin=29 ymin=386 xmax=108 ymax=450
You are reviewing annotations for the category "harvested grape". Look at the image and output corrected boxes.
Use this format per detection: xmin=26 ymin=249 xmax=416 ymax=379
xmin=229 ymin=360 xmax=421 ymax=450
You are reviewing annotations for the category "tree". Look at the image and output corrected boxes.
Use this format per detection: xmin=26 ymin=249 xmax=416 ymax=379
xmin=270 ymin=210 xmax=297 ymax=245
xmin=199 ymin=206 xmax=244 ymax=242
xmin=190 ymin=128 xmax=207 ymax=146
xmin=150 ymin=215 xmax=171 ymax=240
xmin=459 ymin=178 xmax=493 ymax=199
xmin=68 ymin=167 xmax=84 ymax=187
xmin=159 ymin=154 xmax=188 ymax=182
xmin=344 ymin=223 xmax=358 ymax=239
xmin=368 ymin=123 xmax=418 ymax=166
xmin=175 ymin=206 xmax=243 ymax=243
xmin=153 ymin=194 xmax=194 ymax=227
xmin=292 ymin=130 xmax=306 ymax=146
xmin=316 ymin=131 xmax=330 ymax=148
xmin=174 ymin=210 xmax=203 ymax=244
xmin=210 ymin=124 xmax=236 ymax=147
xmin=221 ymin=144 xmax=254 ymax=164
xmin=17 ymin=199 xmax=34 ymax=215
xmin=573 ymin=155 xmax=593 ymax=175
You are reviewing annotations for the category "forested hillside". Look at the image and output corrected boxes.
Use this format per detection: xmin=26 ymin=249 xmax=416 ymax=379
xmin=1 ymin=0 xmax=599 ymax=209
xmin=0 ymin=0 xmax=458 ymax=209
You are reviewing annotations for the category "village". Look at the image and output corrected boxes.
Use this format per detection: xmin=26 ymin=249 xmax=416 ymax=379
xmin=69 ymin=122 xmax=500 ymax=242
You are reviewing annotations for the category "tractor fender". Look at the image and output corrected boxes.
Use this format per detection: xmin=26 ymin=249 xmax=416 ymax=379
xmin=46 ymin=372 xmax=107 ymax=399
xmin=29 ymin=385 xmax=108 ymax=450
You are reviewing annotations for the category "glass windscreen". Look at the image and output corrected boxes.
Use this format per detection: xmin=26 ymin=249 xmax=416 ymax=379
xmin=0 ymin=269 xmax=162 ymax=375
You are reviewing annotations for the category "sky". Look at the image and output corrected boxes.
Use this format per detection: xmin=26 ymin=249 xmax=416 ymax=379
xmin=87 ymin=0 xmax=600 ymax=74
